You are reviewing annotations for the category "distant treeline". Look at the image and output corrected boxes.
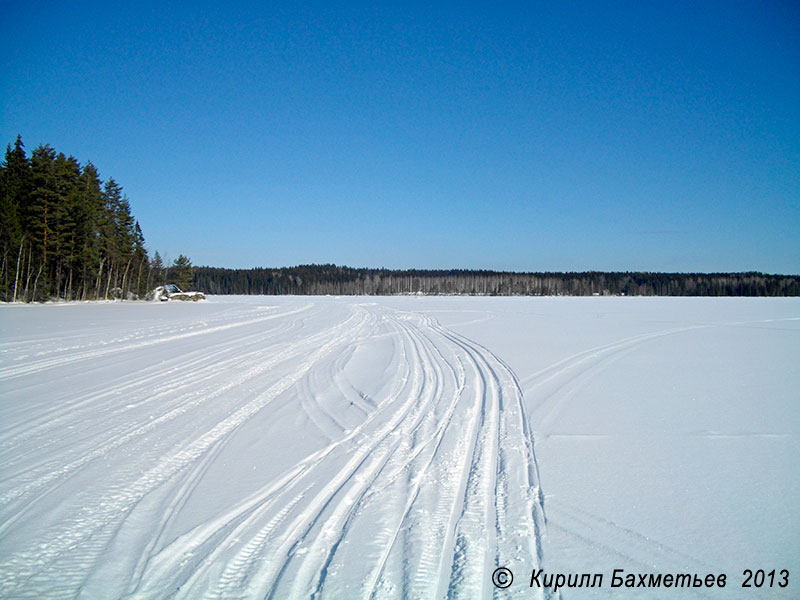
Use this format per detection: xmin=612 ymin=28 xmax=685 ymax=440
xmin=0 ymin=135 xmax=192 ymax=302
xmin=194 ymin=265 xmax=800 ymax=297
xmin=4 ymin=136 xmax=796 ymax=301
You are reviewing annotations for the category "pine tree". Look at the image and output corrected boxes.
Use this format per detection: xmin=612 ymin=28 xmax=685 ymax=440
xmin=149 ymin=251 xmax=165 ymax=288
xmin=0 ymin=136 xmax=29 ymax=297
xmin=100 ymin=178 xmax=136 ymax=298
xmin=0 ymin=135 xmax=186 ymax=301
xmin=170 ymin=254 xmax=193 ymax=290
xmin=76 ymin=162 xmax=104 ymax=299
xmin=52 ymin=152 xmax=82 ymax=298
xmin=27 ymin=145 xmax=58 ymax=299
xmin=131 ymin=220 xmax=148 ymax=296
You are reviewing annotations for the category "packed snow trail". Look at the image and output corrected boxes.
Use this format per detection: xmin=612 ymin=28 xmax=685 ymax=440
xmin=0 ymin=299 xmax=547 ymax=599
xmin=6 ymin=297 xmax=795 ymax=599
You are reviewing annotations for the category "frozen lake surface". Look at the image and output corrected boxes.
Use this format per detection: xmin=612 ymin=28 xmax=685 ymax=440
xmin=1 ymin=296 xmax=798 ymax=598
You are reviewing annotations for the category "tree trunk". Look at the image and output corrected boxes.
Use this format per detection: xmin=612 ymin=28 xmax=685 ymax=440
xmin=23 ymin=245 xmax=33 ymax=302
xmin=121 ymin=258 xmax=132 ymax=300
xmin=136 ymin=259 xmax=144 ymax=298
xmin=105 ymin=262 xmax=113 ymax=300
xmin=43 ymin=203 xmax=48 ymax=265
xmin=96 ymin=258 xmax=105 ymax=299
xmin=0 ymin=251 xmax=6 ymax=300
xmin=12 ymin=237 xmax=24 ymax=302
xmin=66 ymin=269 xmax=73 ymax=301
xmin=54 ymin=260 xmax=61 ymax=301
xmin=32 ymin=264 xmax=43 ymax=302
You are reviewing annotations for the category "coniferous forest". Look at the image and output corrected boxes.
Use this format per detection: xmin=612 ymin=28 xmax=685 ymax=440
xmin=192 ymin=265 xmax=799 ymax=297
xmin=0 ymin=136 xmax=192 ymax=302
xmin=1 ymin=135 xmax=797 ymax=302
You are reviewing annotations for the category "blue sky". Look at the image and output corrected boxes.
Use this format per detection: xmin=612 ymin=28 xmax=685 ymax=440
xmin=2 ymin=1 xmax=798 ymax=272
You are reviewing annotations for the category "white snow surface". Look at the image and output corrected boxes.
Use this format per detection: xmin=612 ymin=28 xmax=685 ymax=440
xmin=1 ymin=296 xmax=797 ymax=599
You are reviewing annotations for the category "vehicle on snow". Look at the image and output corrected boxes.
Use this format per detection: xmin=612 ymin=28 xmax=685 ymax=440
xmin=148 ymin=284 xmax=206 ymax=302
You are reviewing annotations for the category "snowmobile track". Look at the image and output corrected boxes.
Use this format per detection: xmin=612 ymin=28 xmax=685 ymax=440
xmin=0 ymin=300 xmax=549 ymax=599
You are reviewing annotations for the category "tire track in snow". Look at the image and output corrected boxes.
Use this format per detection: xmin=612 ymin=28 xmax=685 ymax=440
xmin=138 ymin=307 xmax=462 ymax=599
xmin=521 ymin=325 xmax=709 ymax=425
xmin=521 ymin=325 xmax=709 ymax=390
xmin=547 ymin=502 xmax=715 ymax=572
xmin=0 ymin=312 xmax=304 ymax=469
xmin=176 ymin=309 xmax=434 ymax=599
xmin=220 ymin=307 xmax=546 ymax=599
xmin=0 ymin=304 xmax=312 ymax=380
xmin=296 ymin=311 xmax=457 ymax=600
xmin=0 ymin=305 xmax=369 ymax=599
xmin=126 ymin=309 xmax=414 ymax=597
xmin=0 ymin=307 xmax=358 ymax=514
xmin=204 ymin=307 xmax=548 ymax=600
xmin=363 ymin=318 xmax=467 ymax=600
xmin=427 ymin=317 xmax=548 ymax=600
xmin=1 ymin=301 xmax=551 ymax=600
xmin=279 ymin=309 xmax=486 ymax=599
xmin=543 ymin=504 xmax=723 ymax=600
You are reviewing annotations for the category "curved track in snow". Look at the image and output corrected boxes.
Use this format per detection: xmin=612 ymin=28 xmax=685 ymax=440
xmin=0 ymin=299 xmax=548 ymax=599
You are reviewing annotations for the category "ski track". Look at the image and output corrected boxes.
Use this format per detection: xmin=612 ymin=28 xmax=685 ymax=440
xmin=0 ymin=300 xmax=549 ymax=599
xmin=0 ymin=304 xmax=312 ymax=381
xmin=0 ymin=311 xmax=306 ymax=473
xmin=520 ymin=324 xmax=710 ymax=431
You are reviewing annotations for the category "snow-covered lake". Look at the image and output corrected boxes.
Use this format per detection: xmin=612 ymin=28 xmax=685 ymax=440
xmin=1 ymin=296 xmax=797 ymax=598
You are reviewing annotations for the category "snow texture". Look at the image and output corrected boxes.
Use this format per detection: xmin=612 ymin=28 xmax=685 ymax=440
xmin=1 ymin=296 xmax=797 ymax=598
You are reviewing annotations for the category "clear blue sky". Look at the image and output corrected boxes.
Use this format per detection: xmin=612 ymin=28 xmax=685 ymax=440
xmin=2 ymin=1 xmax=798 ymax=272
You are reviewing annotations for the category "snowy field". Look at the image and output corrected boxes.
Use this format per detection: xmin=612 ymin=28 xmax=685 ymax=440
xmin=1 ymin=296 xmax=797 ymax=599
